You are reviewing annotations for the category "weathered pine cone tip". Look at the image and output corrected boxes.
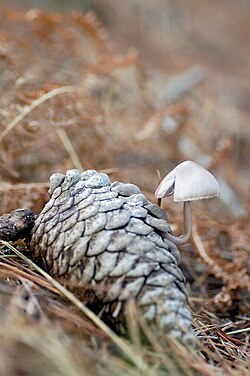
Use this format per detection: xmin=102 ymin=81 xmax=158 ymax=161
xmin=30 ymin=169 xmax=193 ymax=341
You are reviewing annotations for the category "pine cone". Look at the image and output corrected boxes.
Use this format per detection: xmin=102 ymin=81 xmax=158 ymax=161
xmin=30 ymin=169 xmax=192 ymax=341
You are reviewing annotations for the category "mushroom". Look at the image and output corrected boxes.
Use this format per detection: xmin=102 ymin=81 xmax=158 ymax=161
xmin=155 ymin=160 xmax=220 ymax=246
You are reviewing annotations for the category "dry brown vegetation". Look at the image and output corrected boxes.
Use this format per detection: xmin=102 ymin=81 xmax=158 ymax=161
xmin=0 ymin=1 xmax=249 ymax=375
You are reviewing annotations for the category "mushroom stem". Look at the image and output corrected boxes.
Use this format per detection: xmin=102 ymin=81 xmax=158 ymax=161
xmin=163 ymin=201 xmax=192 ymax=246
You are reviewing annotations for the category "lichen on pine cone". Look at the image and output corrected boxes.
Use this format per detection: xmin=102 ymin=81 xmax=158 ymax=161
xmin=30 ymin=169 xmax=193 ymax=341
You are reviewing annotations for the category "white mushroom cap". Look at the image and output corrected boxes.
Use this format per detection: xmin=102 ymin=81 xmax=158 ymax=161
xmin=155 ymin=160 xmax=220 ymax=202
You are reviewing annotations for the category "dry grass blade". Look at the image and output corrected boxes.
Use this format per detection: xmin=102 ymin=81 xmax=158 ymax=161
xmin=0 ymin=85 xmax=82 ymax=142
xmin=192 ymin=224 xmax=215 ymax=266
xmin=56 ymin=128 xmax=84 ymax=170
xmin=0 ymin=182 xmax=49 ymax=191
xmin=0 ymin=261 xmax=59 ymax=295
xmin=0 ymin=240 xmax=156 ymax=376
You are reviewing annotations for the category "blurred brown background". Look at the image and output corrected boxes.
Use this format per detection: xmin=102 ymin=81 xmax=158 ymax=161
xmin=0 ymin=0 xmax=249 ymax=217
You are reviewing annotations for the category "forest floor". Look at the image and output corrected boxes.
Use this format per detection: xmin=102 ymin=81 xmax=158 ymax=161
xmin=0 ymin=1 xmax=249 ymax=375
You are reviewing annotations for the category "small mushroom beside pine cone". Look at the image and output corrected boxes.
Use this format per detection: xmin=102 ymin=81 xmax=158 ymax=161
xmin=1 ymin=161 xmax=219 ymax=342
xmin=30 ymin=168 xmax=193 ymax=341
